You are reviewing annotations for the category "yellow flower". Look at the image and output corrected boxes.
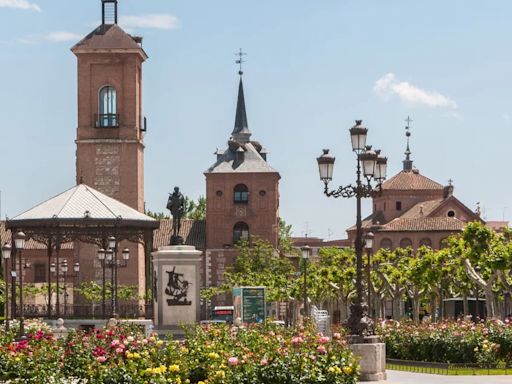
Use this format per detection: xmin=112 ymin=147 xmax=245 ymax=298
xmin=126 ymin=352 xmax=134 ymax=359
xmin=343 ymin=366 xmax=352 ymax=375
xmin=208 ymin=352 xmax=220 ymax=360
xmin=157 ymin=340 xmax=164 ymax=346
xmin=215 ymin=370 xmax=226 ymax=378
xmin=328 ymin=367 xmax=335 ymax=373
xmin=169 ymin=364 xmax=180 ymax=373
xmin=133 ymin=352 xmax=141 ymax=359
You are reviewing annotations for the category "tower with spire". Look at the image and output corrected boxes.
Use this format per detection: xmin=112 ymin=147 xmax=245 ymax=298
xmin=204 ymin=54 xmax=281 ymax=301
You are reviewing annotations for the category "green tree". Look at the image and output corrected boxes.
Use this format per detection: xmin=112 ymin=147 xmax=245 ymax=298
xmin=185 ymin=196 xmax=206 ymax=220
xmin=201 ymin=237 xmax=295 ymax=302
xmin=278 ymin=219 xmax=296 ymax=254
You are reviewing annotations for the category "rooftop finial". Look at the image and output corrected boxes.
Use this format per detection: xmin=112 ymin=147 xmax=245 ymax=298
xmin=232 ymin=49 xmax=251 ymax=142
xmin=403 ymin=116 xmax=413 ymax=171
xmin=235 ymin=48 xmax=246 ymax=76
xmin=102 ymin=0 xmax=118 ymax=25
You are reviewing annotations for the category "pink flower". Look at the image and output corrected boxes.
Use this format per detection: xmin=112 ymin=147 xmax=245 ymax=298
xmin=333 ymin=333 xmax=341 ymax=340
xmin=116 ymin=347 xmax=124 ymax=354
xmin=96 ymin=356 xmax=107 ymax=363
xmin=319 ymin=336 xmax=330 ymax=344
xmin=261 ymin=358 xmax=268 ymax=366
xmin=228 ymin=357 xmax=239 ymax=366
xmin=111 ymin=339 xmax=120 ymax=348
xmin=291 ymin=336 xmax=304 ymax=345
xmin=317 ymin=345 xmax=327 ymax=354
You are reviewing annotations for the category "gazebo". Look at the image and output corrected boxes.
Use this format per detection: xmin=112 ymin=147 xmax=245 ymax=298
xmin=5 ymin=184 xmax=159 ymax=321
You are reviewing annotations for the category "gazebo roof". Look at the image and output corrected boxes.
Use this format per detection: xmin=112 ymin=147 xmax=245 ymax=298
xmin=9 ymin=184 xmax=158 ymax=228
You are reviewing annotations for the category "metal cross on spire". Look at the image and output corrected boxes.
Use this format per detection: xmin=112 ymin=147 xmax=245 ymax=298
xmin=235 ymin=48 xmax=247 ymax=76
xmin=403 ymin=116 xmax=414 ymax=171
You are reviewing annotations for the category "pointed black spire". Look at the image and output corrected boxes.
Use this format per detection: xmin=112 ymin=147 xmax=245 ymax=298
xmin=232 ymin=49 xmax=251 ymax=143
xmin=403 ymin=116 xmax=413 ymax=171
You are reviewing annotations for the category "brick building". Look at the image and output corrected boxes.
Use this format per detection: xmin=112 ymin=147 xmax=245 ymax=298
xmin=347 ymin=125 xmax=482 ymax=251
xmin=204 ymin=71 xmax=281 ymax=303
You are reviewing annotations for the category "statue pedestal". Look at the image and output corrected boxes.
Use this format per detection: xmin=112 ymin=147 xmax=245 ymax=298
xmin=347 ymin=336 xmax=386 ymax=381
xmin=152 ymin=245 xmax=202 ymax=329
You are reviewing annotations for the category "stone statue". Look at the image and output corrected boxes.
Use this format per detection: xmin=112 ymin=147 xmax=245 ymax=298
xmin=167 ymin=186 xmax=186 ymax=245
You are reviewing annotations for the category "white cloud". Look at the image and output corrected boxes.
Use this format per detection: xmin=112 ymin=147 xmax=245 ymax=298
xmin=119 ymin=14 xmax=180 ymax=30
xmin=44 ymin=31 xmax=82 ymax=42
xmin=374 ymin=73 xmax=457 ymax=109
xmin=19 ymin=31 xmax=82 ymax=44
xmin=0 ymin=0 xmax=40 ymax=11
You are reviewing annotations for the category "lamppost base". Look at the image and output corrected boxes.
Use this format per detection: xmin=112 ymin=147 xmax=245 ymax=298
xmin=347 ymin=335 xmax=386 ymax=382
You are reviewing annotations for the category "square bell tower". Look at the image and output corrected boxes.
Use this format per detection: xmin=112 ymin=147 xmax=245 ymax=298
xmin=72 ymin=0 xmax=148 ymax=212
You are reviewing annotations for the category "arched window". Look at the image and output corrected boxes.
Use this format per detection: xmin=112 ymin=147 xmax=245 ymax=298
xmin=439 ymin=238 xmax=449 ymax=249
xmin=400 ymin=238 xmax=413 ymax=248
xmin=380 ymin=238 xmax=392 ymax=250
xmin=233 ymin=222 xmax=249 ymax=244
xmin=234 ymin=184 xmax=249 ymax=204
xmin=98 ymin=86 xmax=118 ymax=127
xmin=419 ymin=238 xmax=432 ymax=248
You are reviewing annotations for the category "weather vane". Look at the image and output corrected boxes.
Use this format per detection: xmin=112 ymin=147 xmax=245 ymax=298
xmin=235 ymin=48 xmax=247 ymax=75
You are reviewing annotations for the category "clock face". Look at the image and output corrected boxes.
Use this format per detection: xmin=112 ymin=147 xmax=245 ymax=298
xmin=236 ymin=206 xmax=247 ymax=217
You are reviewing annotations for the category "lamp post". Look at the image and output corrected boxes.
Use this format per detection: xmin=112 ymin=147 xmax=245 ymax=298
xmin=2 ymin=243 xmax=11 ymax=331
xmin=14 ymin=231 xmax=26 ymax=338
xmin=364 ymin=232 xmax=374 ymax=319
xmin=97 ymin=237 xmax=130 ymax=317
xmin=51 ymin=260 xmax=79 ymax=316
xmin=317 ymin=120 xmax=387 ymax=336
xmin=301 ymin=245 xmax=311 ymax=319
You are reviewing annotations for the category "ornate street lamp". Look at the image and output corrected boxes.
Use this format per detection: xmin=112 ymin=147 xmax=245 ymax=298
xmin=301 ymin=245 xmax=311 ymax=318
xmin=14 ymin=231 xmax=26 ymax=338
xmin=51 ymin=260 xmax=80 ymax=317
xmin=97 ymin=238 xmax=129 ymax=318
xmin=317 ymin=120 xmax=387 ymax=337
xmin=2 ymin=243 xmax=11 ymax=331
xmin=365 ymin=232 xmax=374 ymax=319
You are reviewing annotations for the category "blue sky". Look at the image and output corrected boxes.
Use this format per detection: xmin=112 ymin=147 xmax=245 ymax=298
xmin=1 ymin=0 xmax=512 ymax=239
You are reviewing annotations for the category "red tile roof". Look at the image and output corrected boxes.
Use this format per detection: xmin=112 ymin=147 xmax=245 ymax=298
xmin=380 ymin=217 xmax=466 ymax=232
xmin=400 ymin=199 xmax=444 ymax=219
xmin=382 ymin=170 xmax=444 ymax=191
xmin=153 ymin=219 xmax=206 ymax=250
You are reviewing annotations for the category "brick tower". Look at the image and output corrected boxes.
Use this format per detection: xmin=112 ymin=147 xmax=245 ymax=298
xmin=204 ymin=65 xmax=281 ymax=298
xmin=71 ymin=1 xmax=148 ymax=293
xmin=72 ymin=0 xmax=147 ymax=211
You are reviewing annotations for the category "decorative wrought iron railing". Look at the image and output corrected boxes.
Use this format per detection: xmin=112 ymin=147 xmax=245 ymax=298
xmin=95 ymin=113 xmax=119 ymax=128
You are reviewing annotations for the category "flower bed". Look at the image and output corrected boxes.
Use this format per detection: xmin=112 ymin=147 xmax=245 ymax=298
xmin=378 ymin=320 xmax=512 ymax=367
xmin=0 ymin=321 xmax=358 ymax=384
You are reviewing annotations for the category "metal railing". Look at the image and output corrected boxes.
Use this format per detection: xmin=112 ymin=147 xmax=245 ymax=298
xmin=95 ymin=113 xmax=119 ymax=128
xmin=20 ymin=303 xmax=152 ymax=319
xmin=387 ymin=358 xmax=512 ymax=375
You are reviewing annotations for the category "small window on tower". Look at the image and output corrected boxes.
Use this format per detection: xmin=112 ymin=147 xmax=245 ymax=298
xmin=97 ymin=86 xmax=118 ymax=128
xmin=233 ymin=222 xmax=249 ymax=244
xmin=396 ymin=201 xmax=402 ymax=211
xmin=234 ymin=184 xmax=249 ymax=204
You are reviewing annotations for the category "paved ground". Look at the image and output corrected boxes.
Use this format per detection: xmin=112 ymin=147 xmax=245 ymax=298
xmin=362 ymin=370 xmax=512 ymax=384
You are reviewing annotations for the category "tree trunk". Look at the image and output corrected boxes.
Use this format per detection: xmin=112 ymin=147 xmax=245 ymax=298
xmin=413 ymin=290 xmax=421 ymax=324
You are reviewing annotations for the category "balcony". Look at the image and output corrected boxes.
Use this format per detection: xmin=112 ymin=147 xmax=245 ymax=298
xmin=95 ymin=113 xmax=119 ymax=128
